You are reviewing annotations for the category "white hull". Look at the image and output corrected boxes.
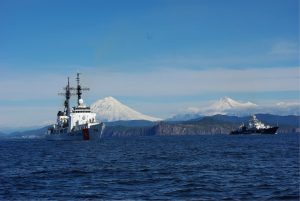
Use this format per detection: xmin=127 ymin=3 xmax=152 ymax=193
xmin=46 ymin=123 xmax=105 ymax=141
xmin=49 ymin=73 xmax=105 ymax=141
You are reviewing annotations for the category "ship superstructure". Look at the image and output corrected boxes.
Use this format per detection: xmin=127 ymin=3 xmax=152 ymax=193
xmin=47 ymin=73 xmax=104 ymax=140
xmin=230 ymin=115 xmax=278 ymax=135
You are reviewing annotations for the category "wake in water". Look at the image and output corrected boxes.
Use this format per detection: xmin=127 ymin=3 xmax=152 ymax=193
xmin=99 ymin=123 xmax=105 ymax=140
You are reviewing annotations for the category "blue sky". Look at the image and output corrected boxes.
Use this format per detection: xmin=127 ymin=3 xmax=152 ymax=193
xmin=0 ymin=0 xmax=299 ymax=128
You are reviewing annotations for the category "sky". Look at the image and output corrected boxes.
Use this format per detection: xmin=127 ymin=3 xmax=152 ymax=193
xmin=0 ymin=0 xmax=299 ymax=129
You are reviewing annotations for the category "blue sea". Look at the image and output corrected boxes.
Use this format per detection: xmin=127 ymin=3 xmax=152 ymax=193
xmin=0 ymin=134 xmax=299 ymax=200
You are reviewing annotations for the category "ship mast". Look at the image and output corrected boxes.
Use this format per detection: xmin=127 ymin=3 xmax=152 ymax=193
xmin=66 ymin=77 xmax=71 ymax=115
xmin=59 ymin=77 xmax=75 ymax=116
xmin=76 ymin=73 xmax=89 ymax=106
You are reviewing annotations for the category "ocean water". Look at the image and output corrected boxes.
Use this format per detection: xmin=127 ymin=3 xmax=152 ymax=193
xmin=0 ymin=134 xmax=299 ymax=200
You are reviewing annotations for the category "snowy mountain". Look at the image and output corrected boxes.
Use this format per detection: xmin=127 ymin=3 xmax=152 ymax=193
xmin=91 ymin=96 xmax=162 ymax=122
xmin=168 ymin=97 xmax=258 ymax=121
xmin=169 ymin=97 xmax=300 ymax=121
xmin=205 ymin=97 xmax=258 ymax=115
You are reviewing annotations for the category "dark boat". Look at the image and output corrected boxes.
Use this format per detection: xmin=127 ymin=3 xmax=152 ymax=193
xmin=230 ymin=115 xmax=279 ymax=135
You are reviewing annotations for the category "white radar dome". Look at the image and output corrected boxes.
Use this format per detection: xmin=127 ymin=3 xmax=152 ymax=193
xmin=79 ymin=99 xmax=84 ymax=105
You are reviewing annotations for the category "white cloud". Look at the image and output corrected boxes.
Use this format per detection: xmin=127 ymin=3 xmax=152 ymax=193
xmin=85 ymin=67 xmax=299 ymax=96
xmin=269 ymin=41 xmax=299 ymax=57
xmin=0 ymin=72 xmax=67 ymax=100
xmin=0 ymin=66 xmax=298 ymax=100
xmin=276 ymin=101 xmax=300 ymax=107
xmin=0 ymin=106 xmax=56 ymax=128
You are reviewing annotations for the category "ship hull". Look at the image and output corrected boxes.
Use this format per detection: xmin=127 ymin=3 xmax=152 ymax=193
xmin=46 ymin=123 xmax=105 ymax=141
xmin=230 ymin=126 xmax=278 ymax=135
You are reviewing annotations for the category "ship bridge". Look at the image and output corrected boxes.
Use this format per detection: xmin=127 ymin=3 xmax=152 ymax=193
xmin=69 ymin=97 xmax=97 ymax=131
xmin=72 ymin=99 xmax=91 ymax=113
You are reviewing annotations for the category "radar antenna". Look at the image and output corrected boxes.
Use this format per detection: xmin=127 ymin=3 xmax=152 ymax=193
xmin=58 ymin=77 xmax=76 ymax=116
xmin=76 ymin=73 xmax=89 ymax=106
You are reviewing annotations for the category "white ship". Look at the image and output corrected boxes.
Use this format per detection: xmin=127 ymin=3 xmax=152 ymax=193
xmin=46 ymin=73 xmax=105 ymax=140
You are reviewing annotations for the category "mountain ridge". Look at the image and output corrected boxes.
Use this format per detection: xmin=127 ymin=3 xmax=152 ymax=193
xmin=1 ymin=114 xmax=299 ymax=139
xmin=169 ymin=97 xmax=300 ymax=121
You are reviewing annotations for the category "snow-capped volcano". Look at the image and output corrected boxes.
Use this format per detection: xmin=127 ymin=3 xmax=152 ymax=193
xmin=208 ymin=97 xmax=257 ymax=112
xmin=91 ymin=96 xmax=161 ymax=122
xmin=204 ymin=97 xmax=257 ymax=116
xmin=168 ymin=97 xmax=299 ymax=121
xmin=168 ymin=97 xmax=258 ymax=120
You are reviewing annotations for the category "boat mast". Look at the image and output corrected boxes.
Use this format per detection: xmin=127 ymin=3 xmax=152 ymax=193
xmin=76 ymin=73 xmax=89 ymax=106
xmin=66 ymin=77 xmax=71 ymax=116
xmin=76 ymin=73 xmax=82 ymax=106
xmin=59 ymin=77 xmax=74 ymax=116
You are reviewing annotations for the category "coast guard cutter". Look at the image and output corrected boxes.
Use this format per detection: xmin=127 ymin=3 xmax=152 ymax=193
xmin=46 ymin=73 xmax=105 ymax=140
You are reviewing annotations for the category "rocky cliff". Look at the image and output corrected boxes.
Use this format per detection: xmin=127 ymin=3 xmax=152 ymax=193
xmin=101 ymin=115 xmax=299 ymax=137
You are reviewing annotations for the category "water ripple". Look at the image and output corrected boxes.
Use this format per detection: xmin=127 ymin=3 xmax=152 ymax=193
xmin=0 ymin=134 xmax=299 ymax=200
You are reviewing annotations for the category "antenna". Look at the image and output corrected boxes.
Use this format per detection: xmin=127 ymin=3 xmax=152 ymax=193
xmin=58 ymin=77 xmax=75 ymax=116
xmin=76 ymin=73 xmax=89 ymax=106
